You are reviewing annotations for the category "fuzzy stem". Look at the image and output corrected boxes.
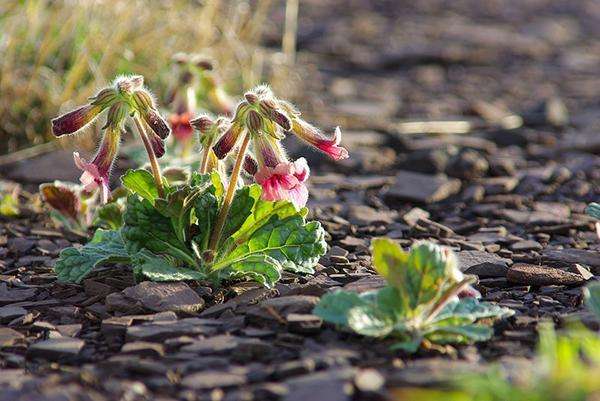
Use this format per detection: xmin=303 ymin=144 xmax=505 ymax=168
xmin=207 ymin=131 xmax=251 ymax=256
xmin=199 ymin=136 xmax=215 ymax=174
xmin=133 ymin=114 xmax=164 ymax=198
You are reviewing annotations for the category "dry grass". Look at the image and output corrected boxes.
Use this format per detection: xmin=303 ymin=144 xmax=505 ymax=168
xmin=0 ymin=0 xmax=279 ymax=154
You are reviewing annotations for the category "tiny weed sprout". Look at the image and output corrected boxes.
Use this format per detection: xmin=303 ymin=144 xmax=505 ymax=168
xmin=586 ymin=202 xmax=600 ymax=239
xmin=314 ymin=239 xmax=513 ymax=353
xmin=51 ymin=77 xmax=347 ymax=288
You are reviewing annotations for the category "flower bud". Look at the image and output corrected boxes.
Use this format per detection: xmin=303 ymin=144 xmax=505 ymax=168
xmin=132 ymin=89 xmax=171 ymax=139
xmin=90 ymin=87 xmax=118 ymax=108
xmin=102 ymin=102 xmax=129 ymax=130
xmin=244 ymin=92 xmax=258 ymax=104
xmin=246 ymin=110 xmax=262 ymax=132
xmin=243 ymin=155 xmax=258 ymax=176
xmin=213 ymin=122 xmax=243 ymax=159
xmin=148 ymin=132 xmax=166 ymax=158
xmin=116 ymin=75 xmax=144 ymax=95
xmin=51 ymin=104 xmax=103 ymax=137
xmin=259 ymin=99 xmax=291 ymax=130
xmin=190 ymin=115 xmax=214 ymax=133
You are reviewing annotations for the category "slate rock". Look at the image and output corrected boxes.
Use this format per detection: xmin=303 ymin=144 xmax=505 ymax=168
xmin=120 ymin=281 xmax=205 ymax=313
xmin=346 ymin=205 xmax=397 ymax=226
xmin=510 ymin=240 xmax=543 ymax=252
xmin=181 ymin=371 xmax=246 ymax=390
xmin=283 ymin=368 xmax=356 ymax=401
xmin=507 ymin=264 xmax=586 ymax=286
xmin=383 ymin=171 xmax=461 ymax=204
xmin=121 ymin=341 xmax=165 ymax=358
xmin=457 ymin=251 xmax=511 ymax=278
xmin=286 ymin=313 xmax=323 ymax=334
xmin=126 ymin=318 xmax=219 ymax=342
xmin=27 ymin=337 xmax=85 ymax=361
xmin=0 ymin=327 xmax=25 ymax=348
xmin=0 ymin=305 xmax=27 ymax=323
xmin=543 ymin=249 xmax=600 ymax=274
xmin=0 ymin=283 xmax=36 ymax=305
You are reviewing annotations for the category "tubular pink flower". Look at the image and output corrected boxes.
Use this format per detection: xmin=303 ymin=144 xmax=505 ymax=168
xmin=291 ymin=121 xmax=349 ymax=160
xmin=254 ymin=158 xmax=310 ymax=208
xmin=73 ymin=125 xmax=121 ymax=204
xmin=51 ymin=104 xmax=102 ymax=137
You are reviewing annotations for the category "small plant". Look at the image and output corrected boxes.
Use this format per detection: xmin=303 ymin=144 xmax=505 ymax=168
xmin=314 ymin=239 xmax=513 ymax=353
xmin=584 ymin=281 xmax=600 ymax=319
xmin=586 ymin=202 xmax=600 ymax=239
xmin=0 ymin=183 xmax=20 ymax=217
xmin=51 ymin=78 xmax=347 ymax=288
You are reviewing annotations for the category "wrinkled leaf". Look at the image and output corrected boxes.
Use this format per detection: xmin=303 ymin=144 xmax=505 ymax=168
xmin=133 ymin=256 xmax=206 ymax=282
xmin=122 ymin=195 xmax=196 ymax=267
xmin=313 ymin=290 xmax=368 ymax=326
xmin=434 ymin=298 xmax=515 ymax=323
xmin=426 ymin=324 xmax=493 ymax=344
xmin=215 ymin=254 xmax=282 ymax=288
xmin=155 ymin=183 xmax=209 ymax=243
xmin=94 ymin=202 xmax=124 ymax=229
xmin=121 ymin=169 xmax=159 ymax=204
xmin=217 ymin=215 xmax=327 ymax=274
xmin=221 ymin=184 xmax=260 ymax=245
xmin=347 ymin=304 xmax=395 ymax=337
xmin=193 ymin=190 xmax=219 ymax=251
xmin=54 ymin=229 xmax=130 ymax=283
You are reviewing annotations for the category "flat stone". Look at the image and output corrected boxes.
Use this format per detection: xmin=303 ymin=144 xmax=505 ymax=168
xmin=510 ymin=240 xmax=543 ymax=252
xmin=383 ymin=171 xmax=461 ymax=204
xmin=286 ymin=313 xmax=323 ymax=334
xmin=457 ymin=251 xmax=511 ymax=278
xmin=0 ymin=305 xmax=27 ymax=323
xmin=283 ymin=368 xmax=356 ymax=401
xmin=180 ymin=335 xmax=240 ymax=355
xmin=507 ymin=264 xmax=585 ymax=286
xmin=121 ymin=341 xmax=165 ymax=358
xmin=126 ymin=318 xmax=219 ymax=342
xmin=0 ymin=327 xmax=24 ymax=347
xmin=200 ymin=288 xmax=276 ymax=318
xmin=181 ymin=371 xmax=246 ymax=390
xmin=346 ymin=205 xmax=397 ymax=226
xmin=7 ymin=238 xmax=35 ymax=254
xmin=543 ymin=249 xmax=600 ymax=274
xmin=499 ymin=209 xmax=569 ymax=225
xmin=402 ymin=207 xmax=430 ymax=226
xmin=0 ymin=283 xmax=36 ymax=305
xmin=120 ymin=281 xmax=205 ymax=313
xmin=344 ymin=276 xmax=387 ymax=293
xmin=260 ymin=296 xmax=321 ymax=315
xmin=27 ymin=337 xmax=85 ymax=360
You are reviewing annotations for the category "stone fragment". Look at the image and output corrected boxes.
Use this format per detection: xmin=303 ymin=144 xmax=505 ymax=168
xmin=383 ymin=171 xmax=461 ymax=204
xmin=0 ymin=327 xmax=24 ymax=347
xmin=0 ymin=305 xmax=27 ymax=323
xmin=283 ymin=368 xmax=356 ymax=401
xmin=457 ymin=251 xmax=511 ymax=278
xmin=543 ymin=249 xmax=600 ymax=274
xmin=0 ymin=283 xmax=36 ymax=305
xmin=120 ymin=281 xmax=205 ymax=313
xmin=510 ymin=240 xmax=543 ymax=252
xmin=286 ymin=313 xmax=323 ymax=334
xmin=27 ymin=338 xmax=85 ymax=361
xmin=181 ymin=371 xmax=246 ymax=390
xmin=507 ymin=264 xmax=586 ymax=286
xmin=121 ymin=341 xmax=165 ymax=358
xmin=346 ymin=205 xmax=397 ymax=226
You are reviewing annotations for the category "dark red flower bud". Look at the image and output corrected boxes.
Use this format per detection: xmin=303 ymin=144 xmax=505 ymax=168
xmin=243 ymin=155 xmax=258 ymax=176
xmin=51 ymin=104 xmax=102 ymax=137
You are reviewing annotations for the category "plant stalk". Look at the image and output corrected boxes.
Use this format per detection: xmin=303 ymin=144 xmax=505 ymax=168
xmin=207 ymin=131 xmax=251 ymax=255
xmin=199 ymin=136 xmax=215 ymax=174
xmin=132 ymin=114 xmax=164 ymax=197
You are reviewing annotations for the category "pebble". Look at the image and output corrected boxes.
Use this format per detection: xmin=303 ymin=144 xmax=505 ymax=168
xmin=507 ymin=263 xmax=586 ymax=286
xmin=383 ymin=171 xmax=461 ymax=204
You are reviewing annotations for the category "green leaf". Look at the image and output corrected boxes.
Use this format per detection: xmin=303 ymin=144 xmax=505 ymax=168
xmin=94 ymin=202 xmax=124 ymax=229
xmin=155 ymin=184 xmax=210 ymax=243
xmin=190 ymin=171 xmax=224 ymax=199
xmin=121 ymin=169 xmax=159 ymax=204
xmin=54 ymin=229 xmax=130 ymax=283
xmin=313 ymin=290 xmax=370 ymax=326
xmin=192 ymin=190 xmax=219 ymax=252
xmin=426 ymin=324 xmax=493 ymax=344
xmin=347 ymin=303 xmax=395 ymax=337
xmin=133 ymin=256 xmax=206 ymax=282
xmin=0 ymin=194 xmax=19 ymax=217
xmin=215 ymin=254 xmax=282 ymax=288
xmin=121 ymin=195 xmax=196 ymax=267
xmin=584 ymin=282 xmax=600 ymax=319
xmin=216 ymin=215 xmax=327 ymax=274
xmin=434 ymin=298 xmax=515 ymax=323
xmin=232 ymin=194 xmax=306 ymax=245
xmin=586 ymin=203 xmax=600 ymax=220
xmin=221 ymin=185 xmax=260 ymax=245
xmin=390 ymin=339 xmax=422 ymax=353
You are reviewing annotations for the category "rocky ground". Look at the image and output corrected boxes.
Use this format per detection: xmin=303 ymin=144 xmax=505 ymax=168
xmin=1 ymin=1 xmax=600 ymax=400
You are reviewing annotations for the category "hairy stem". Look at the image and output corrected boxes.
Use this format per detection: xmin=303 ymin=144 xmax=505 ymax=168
xmin=207 ymin=131 xmax=251 ymax=256
xmin=199 ymin=136 xmax=215 ymax=174
xmin=133 ymin=114 xmax=164 ymax=198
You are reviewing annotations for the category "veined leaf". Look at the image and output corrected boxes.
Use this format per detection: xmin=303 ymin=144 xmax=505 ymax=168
xmin=94 ymin=202 xmax=124 ymax=229
xmin=434 ymin=298 xmax=515 ymax=323
xmin=122 ymin=195 xmax=196 ymax=267
xmin=314 ymin=290 xmax=370 ymax=326
xmin=215 ymin=254 xmax=282 ymax=288
xmin=133 ymin=255 xmax=207 ymax=282
xmin=216 ymin=214 xmax=327 ymax=274
xmin=121 ymin=169 xmax=159 ymax=204
xmin=54 ymin=229 xmax=130 ymax=283
xmin=155 ymin=183 xmax=210 ymax=243
xmin=221 ymin=184 xmax=260 ymax=245
xmin=347 ymin=304 xmax=395 ymax=337
xmin=425 ymin=324 xmax=493 ymax=344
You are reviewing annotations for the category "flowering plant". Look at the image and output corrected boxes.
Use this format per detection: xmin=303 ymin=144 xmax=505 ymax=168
xmin=49 ymin=77 xmax=347 ymax=287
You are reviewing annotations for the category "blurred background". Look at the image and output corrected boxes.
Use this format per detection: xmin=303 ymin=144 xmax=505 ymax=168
xmin=1 ymin=0 xmax=599 ymax=169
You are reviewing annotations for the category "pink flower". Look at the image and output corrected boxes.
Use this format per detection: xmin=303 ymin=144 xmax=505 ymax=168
xmin=72 ymin=126 xmax=121 ymax=204
xmin=290 ymin=120 xmax=349 ymax=160
xmin=254 ymin=158 xmax=310 ymax=208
